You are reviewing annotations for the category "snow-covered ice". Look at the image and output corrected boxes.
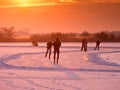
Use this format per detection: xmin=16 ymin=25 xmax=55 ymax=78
xmin=0 ymin=42 xmax=120 ymax=90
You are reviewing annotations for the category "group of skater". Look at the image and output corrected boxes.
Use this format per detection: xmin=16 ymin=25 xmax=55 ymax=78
xmin=44 ymin=38 xmax=101 ymax=64
xmin=45 ymin=38 xmax=61 ymax=64
xmin=81 ymin=38 xmax=101 ymax=51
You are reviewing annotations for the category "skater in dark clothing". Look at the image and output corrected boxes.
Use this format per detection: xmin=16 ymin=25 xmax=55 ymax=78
xmin=32 ymin=41 xmax=38 ymax=46
xmin=81 ymin=38 xmax=88 ymax=51
xmin=53 ymin=38 xmax=61 ymax=64
xmin=45 ymin=42 xmax=53 ymax=59
xmin=95 ymin=40 xmax=101 ymax=50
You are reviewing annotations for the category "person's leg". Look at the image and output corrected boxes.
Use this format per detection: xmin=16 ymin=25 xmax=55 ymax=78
xmin=86 ymin=45 xmax=87 ymax=51
xmin=84 ymin=45 xmax=87 ymax=51
xmin=95 ymin=45 xmax=97 ymax=50
xmin=98 ymin=45 xmax=99 ymax=50
xmin=81 ymin=45 xmax=83 ymax=51
xmin=49 ymin=48 xmax=51 ymax=59
xmin=45 ymin=49 xmax=48 ymax=57
xmin=96 ymin=45 xmax=98 ymax=50
xmin=54 ymin=50 xmax=56 ymax=64
xmin=57 ymin=49 xmax=60 ymax=64
xmin=84 ymin=45 xmax=86 ymax=51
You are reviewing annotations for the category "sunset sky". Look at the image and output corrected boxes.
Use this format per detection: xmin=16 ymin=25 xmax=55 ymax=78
xmin=0 ymin=0 xmax=120 ymax=34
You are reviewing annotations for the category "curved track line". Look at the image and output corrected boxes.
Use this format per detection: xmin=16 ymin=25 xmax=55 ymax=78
xmin=0 ymin=50 xmax=120 ymax=73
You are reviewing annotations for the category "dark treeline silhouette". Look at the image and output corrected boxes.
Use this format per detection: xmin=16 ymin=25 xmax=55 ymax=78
xmin=30 ymin=32 xmax=81 ymax=42
xmin=0 ymin=26 xmax=120 ymax=42
xmin=93 ymin=31 xmax=120 ymax=42
xmin=0 ymin=26 xmax=16 ymax=42
xmin=29 ymin=31 xmax=120 ymax=42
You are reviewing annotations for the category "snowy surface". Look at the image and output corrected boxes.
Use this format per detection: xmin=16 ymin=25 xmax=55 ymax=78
xmin=0 ymin=42 xmax=120 ymax=90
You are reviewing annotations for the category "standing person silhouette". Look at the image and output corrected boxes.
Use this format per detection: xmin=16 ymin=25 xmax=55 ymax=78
xmin=45 ymin=41 xmax=53 ymax=59
xmin=53 ymin=38 xmax=61 ymax=64
xmin=95 ymin=40 xmax=101 ymax=50
xmin=81 ymin=38 xmax=88 ymax=51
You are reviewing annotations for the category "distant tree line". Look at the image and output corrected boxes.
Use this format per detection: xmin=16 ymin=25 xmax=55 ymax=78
xmin=30 ymin=31 xmax=120 ymax=42
xmin=0 ymin=26 xmax=120 ymax=42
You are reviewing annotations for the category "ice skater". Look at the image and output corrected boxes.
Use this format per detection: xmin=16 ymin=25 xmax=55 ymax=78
xmin=81 ymin=38 xmax=88 ymax=52
xmin=32 ymin=41 xmax=38 ymax=46
xmin=95 ymin=40 xmax=101 ymax=50
xmin=45 ymin=41 xmax=53 ymax=59
xmin=53 ymin=38 xmax=61 ymax=64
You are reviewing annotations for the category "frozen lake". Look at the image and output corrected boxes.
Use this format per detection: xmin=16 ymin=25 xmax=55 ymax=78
xmin=0 ymin=42 xmax=120 ymax=90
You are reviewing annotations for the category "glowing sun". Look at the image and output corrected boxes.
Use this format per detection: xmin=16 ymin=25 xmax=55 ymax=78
xmin=16 ymin=0 xmax=31 ymax=7
xmin=11 ymin=0 xmax=57 ymax=7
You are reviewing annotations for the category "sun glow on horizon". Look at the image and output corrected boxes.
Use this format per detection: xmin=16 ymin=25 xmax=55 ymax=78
xmin=0 ymin=0 xmax=77 ymax=8
xmin=0 ymin=0 xmax=119 ymax=8
xmin=1 ymin=3 xmax=57 ymax=8
xmin=14 ymin=0 xmax=32 ymax=7
xmin=0 ymin=0 xmax=59 ymax=8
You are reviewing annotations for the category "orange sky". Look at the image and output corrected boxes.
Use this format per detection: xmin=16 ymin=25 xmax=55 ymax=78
xmin=0 ymin=0 xmax=120 ymax=34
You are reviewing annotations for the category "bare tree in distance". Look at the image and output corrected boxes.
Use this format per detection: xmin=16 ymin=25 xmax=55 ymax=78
xmin=0 ymin=26 xmax=15 ymax=41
